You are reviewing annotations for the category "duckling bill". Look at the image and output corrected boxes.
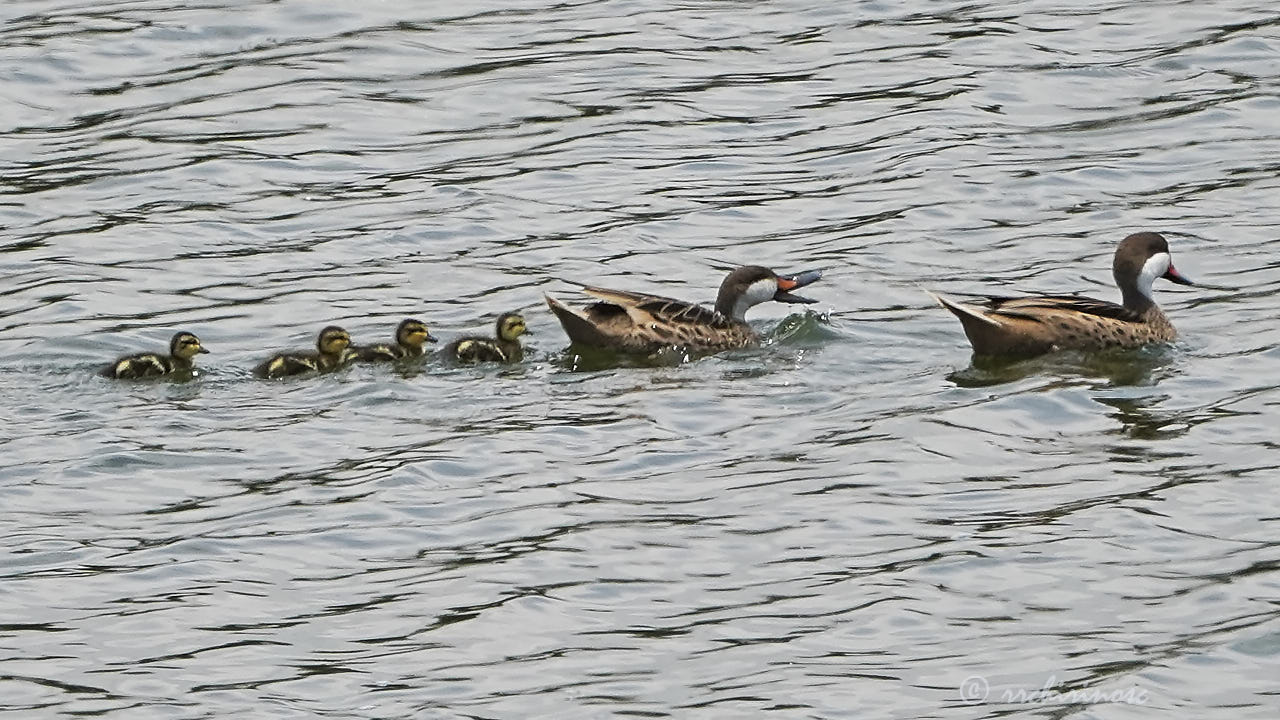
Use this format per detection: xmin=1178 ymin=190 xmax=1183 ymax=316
xmin=103 ymin=331 xmax=208 ymax=379
xmin=255 ymin=325 xmax=355 ymax=378
xmin=544 ymin=265 xmax=822 ymax=354
xmin=930 ymin=231 xmax=1194 ymax=356
xmin=444 ymin=312 xmax=529 ymax=363
xmin=355 ymin=318 xmax=437 ymax=361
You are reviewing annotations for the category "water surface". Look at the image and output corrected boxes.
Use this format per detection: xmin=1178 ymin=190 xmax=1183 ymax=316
xmin=2 ymin=0 xmax=1279 ymax=718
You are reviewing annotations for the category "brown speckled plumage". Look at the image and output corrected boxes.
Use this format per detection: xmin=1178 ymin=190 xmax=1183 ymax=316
xmin=545 ymin=265 xmax=822 ymax=355
xmin=931 ymin=232 xmax=1194 ymax=357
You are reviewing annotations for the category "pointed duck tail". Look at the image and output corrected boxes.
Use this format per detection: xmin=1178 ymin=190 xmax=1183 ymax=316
xmin=927 ymin=291 xmax=1002 ymax=328
xmin=928 ymin=290 xmax=1026 ymax=355
xmin=545 ymin=293 xmax=615 ymax=347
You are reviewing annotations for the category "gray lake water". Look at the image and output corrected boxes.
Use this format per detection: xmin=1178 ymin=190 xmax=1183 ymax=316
xmin=2 ymin=1 xmax=1279 ymax=718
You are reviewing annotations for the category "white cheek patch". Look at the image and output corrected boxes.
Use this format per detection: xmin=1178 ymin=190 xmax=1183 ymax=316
xmin=1136 ymin=252 xmax=1171 ymax=299
xmin=732 ymin=279 xmax=780 ymax=319
xmin=749 ymin=279 xmax=780 ymax=304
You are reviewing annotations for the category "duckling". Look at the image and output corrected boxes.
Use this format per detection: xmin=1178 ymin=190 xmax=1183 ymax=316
xmin=354 ymin=318 xmax=438 ymax=362
xmin=444 ymin=312 xmax=529 ymax=363
xmin=254 ymin=325 xmax=355 ymax=378
xmin=102 ymin=331 xmax=208 ymax=379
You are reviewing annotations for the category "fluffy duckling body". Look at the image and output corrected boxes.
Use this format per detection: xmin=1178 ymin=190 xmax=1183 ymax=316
xmin=444 ymin=312 xmax=529 ymax=363
xmin=102 ymin=331 xmax=208 ymax=379
xmin=255 ymin=325 xmax=355 ymax=378
xmin=355 ymin=318 xmax=437 ymax=362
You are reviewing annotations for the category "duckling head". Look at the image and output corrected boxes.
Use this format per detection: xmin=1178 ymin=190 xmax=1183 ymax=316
xmin=317 ymin=325 xmax=352 ymax=354
xmin=397 ymin=318 xmax=438 ymax=348
xmin=496 ymin=312 xmax=529 ymax=342
xmin=170 ymin=331 xmax=209 ymax=360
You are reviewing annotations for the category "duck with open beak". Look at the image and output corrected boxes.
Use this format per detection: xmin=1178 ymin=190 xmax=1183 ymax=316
xmin=545 ymin=264 xmax=824 ymax=354
xmin=773 ymin=269 xmax=824 ymax=304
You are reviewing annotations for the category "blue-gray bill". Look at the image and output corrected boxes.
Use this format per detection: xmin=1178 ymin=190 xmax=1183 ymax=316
xmin=774 ymin=269 xmax=822 ymax=304
xmin=1164 ymin=265 xmax=1194 ymax=285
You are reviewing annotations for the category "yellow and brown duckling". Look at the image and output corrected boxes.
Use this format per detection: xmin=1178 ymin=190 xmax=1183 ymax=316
xmin=102 ymin=331 xmax=208 ymax=379
xmin=544 ymin=265 xmax=823 ymax=354
xmin=355 ymin=318 xmax=437 ymax=361
xmin=929 ymin=231 xmax=1195 ymax=357
xmin=444 ymin=312 xmax=529 ymax=363
xmin=254 ymin=325 xmax=356 ymax=378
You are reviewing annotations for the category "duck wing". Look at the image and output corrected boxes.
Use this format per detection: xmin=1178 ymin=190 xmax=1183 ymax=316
xmin=548 ymin=283 xmax=744 ymax=353
xmin=355 ymin=343 xmax=403 ymax=361
xmin=104 ymin=353 xmax=169 ymax=379
xmin=982 ymin=294 xmax=1143 ymax=323
xmin=254 ymin=354 xmax=320 ymax=378
xmin=445 ymin=337 xmax=510 ymax=363
xmin=578 ymin=285 xmax=729 ymax=328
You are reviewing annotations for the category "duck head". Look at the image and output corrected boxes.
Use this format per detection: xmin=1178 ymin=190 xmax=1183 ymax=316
xmin=496 ymin=312 xmax=529 ymax=342
xmin=170 ymin=331 xmax=209 ymax=359
xmin=317 ymin=325 xmax=352 ymax=355
xmin=397 ymin=318 xmax=438 ymax=348
xmin=715 ymin=265 xmax=823 ymax=321
xmin=1113 ymin=232 xmax=1193 ymax=309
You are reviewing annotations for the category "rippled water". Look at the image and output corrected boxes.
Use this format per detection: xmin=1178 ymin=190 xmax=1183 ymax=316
xmin=3 ymin=0 xmax=1279 ymax=717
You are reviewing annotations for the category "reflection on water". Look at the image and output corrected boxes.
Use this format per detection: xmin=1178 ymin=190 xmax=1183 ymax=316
xmin=554 ymin=312 xmax=830 ymax=371
xmin=947 ymin=345 xmax=1180 ymax=388
xmin=2 ymin=0 xmax=1279 ymax=718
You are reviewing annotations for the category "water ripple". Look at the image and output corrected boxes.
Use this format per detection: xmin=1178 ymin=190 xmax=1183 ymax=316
xmin=2 ymin=0 xmax=1279 ymax=717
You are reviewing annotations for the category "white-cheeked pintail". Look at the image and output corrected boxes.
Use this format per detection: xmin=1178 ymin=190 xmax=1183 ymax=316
xmin=930 ymin=231 xmax=1194 ymax=356
xmin=545 ymin=265 xmax=822 ymax=354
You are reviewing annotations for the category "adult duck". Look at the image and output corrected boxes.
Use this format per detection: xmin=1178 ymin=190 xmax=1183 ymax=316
xmin=930 ymin=231 xmax=1194 ymax=356
xmin=545 ymin=265 xmax=822 ymax=354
